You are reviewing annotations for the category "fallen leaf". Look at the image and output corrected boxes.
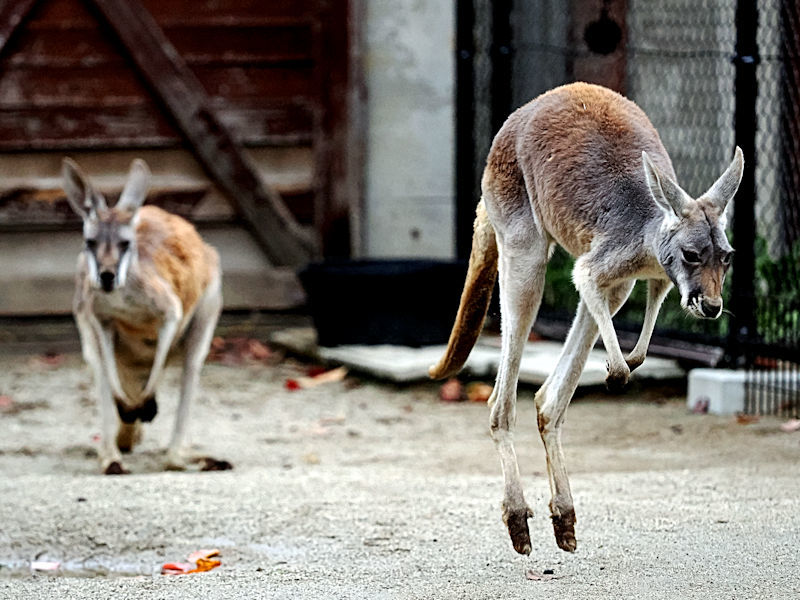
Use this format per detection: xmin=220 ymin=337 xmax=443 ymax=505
xmin=0 ymin=395 xmax=13 ymax=411
xmin=736 ymin=413 xmax=760 ymax=425
xmin=40 ymin=352 xmax=65 ymax=367
xmin=286 ymin=367 xmax=349 ymax=391
xmin=300 ymin=366 xmax=349 ymax=388
xmin=187 ymin=549 xmax=220 ymax=563
xmin=208 ymin=337 xmax=274 ymax=365
xmin=162 ymin=550 xmax=222 ymax=575
xmin=466 ymin=382 xmax=493 ymax=403
xmin=162 ymin=562 xmax=194 ymax=575
xmin=247 ymin=340 xmax=271 ymax=360
xmin=303 ymin=452 xmax=320 ymax=465
xmin=192 ymin=557 xmax=222 ymax=572
xmin=439 ymin=378 xmax=464 ymax=402
xmin=779 ymin=419 xmax=800 ymax=433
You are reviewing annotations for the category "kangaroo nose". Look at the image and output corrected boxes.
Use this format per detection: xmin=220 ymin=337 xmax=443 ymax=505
xmin=701 ymin=297 xmax=722 ymax=318
xmin=99 ymin=271 xmax=115 ymax=292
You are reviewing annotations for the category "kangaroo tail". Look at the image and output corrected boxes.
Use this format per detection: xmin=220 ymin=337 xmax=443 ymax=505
xmin=429 ymin=199 xmax=498 ymax=379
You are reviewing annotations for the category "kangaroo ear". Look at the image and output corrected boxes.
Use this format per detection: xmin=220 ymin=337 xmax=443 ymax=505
xmin=62 ymin=158 xmax=107 ymax=219
xmin=642 ymin=151 xmax=690 ymax=222
xmin=705 ymin=146 xmax=744 ymax=212
xmin=116 ymin=159 xmax=151 ymax=212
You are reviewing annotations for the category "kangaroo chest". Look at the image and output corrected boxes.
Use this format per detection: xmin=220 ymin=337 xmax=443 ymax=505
xmin=92 ymin=287 xmax=166 ymax=353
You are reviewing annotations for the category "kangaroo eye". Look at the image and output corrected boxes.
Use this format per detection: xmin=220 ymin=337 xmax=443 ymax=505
xmin=86 ymin=239 xmax=98 ymax=251
xmin=118 ymin=240 xmax=130 ymax=252
xmin=682 ymin=249 xmax=700 ymax=263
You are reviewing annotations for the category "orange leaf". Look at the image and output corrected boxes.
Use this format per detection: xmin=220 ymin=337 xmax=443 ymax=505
xmin=466 ymin=382 xmax=493 ymax=403
xmin=190 ymin=557 xmax=222 ymax=573
xmin=161 ymin=549 xmax=222 ymax=575
xmin=736 ymin=413 xmax=760 ymax=425
xmin=187 ymin=549 xmax=220 ymax=563
xmin=161 ymin=562 xmax=193 ymax=575
xmin=297 ymin=366 xmax=349 ymax=389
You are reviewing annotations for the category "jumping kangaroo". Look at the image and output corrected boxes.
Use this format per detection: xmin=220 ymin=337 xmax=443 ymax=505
xmin=64 ymin=158 xmax=229 ymax=475
xmin=429 ymin=82 xmax=743 ymax=555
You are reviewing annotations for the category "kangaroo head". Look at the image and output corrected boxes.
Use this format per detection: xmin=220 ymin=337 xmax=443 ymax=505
xmin=63 ymin=158 xmax=151 ymax=293
xmin=643 ymin=147 xmax=743 ymax=319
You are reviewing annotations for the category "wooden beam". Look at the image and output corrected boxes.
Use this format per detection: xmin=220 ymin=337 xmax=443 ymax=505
xmin=85 ymin=0 xmax=317 ymax=267
xmin=0 ymin=0 xmax=40 ymax=58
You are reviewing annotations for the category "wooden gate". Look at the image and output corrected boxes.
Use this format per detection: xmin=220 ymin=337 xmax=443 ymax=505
xmin=0 ymin=0 xmax=356 ymax=315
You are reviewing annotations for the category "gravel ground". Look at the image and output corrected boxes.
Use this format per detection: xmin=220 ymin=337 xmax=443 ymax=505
xmin=1 ymin=348 xmax=799 ymax=599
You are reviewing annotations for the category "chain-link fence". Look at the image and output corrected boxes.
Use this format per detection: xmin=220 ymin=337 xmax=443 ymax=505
xmin=456 ymin=0 xmax=800 ymax=414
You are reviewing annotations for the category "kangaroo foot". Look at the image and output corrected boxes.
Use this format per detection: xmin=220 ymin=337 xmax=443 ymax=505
xmin=502 ymin=504 xmax=534 ymax=555
xmin=605 ymin=362 xmax=630 ymax=393
xmin=200 ymin=456 xmax=234 ymax=472
xmin=103 ymin=461 xmax=129 ymax=475
xmin=551 ymin=508 xmax=577 ymax=552
xmin=625 ymin=355 xmax=645 ymax=373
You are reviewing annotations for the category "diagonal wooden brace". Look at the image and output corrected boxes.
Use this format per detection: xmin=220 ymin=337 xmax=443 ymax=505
xmin=86 ymin=0 xmax=318 ymax=267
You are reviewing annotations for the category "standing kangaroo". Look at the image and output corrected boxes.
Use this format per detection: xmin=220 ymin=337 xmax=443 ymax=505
xmin=429 ymin=82 xmax=743 ymax=554
xmin=64 ymin=158 xmax=228 ymax=475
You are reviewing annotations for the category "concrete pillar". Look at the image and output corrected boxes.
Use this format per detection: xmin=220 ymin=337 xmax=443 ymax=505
xmin=361 ymin=0 xmax=456 ymax=259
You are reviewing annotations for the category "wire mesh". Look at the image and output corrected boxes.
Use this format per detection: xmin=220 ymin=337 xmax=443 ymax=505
xmin=460 ymin=0 xmax=800 ymax=411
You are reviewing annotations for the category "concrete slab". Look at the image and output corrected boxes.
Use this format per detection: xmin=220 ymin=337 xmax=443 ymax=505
xmin=687 ymin=368 xmax=747 ymax=415
xmin=270 ymin=327 xmax=686 ymax=385
xmin=516 ymin=340 xmax=685 ymax=386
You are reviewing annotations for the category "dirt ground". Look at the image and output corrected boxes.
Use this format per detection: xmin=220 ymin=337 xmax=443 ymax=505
xmin=1 ymin=343 xmax=799 ymax=599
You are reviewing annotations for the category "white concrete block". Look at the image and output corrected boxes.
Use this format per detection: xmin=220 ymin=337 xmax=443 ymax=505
xmin=687 ymin=368 xmax=747 ymax=415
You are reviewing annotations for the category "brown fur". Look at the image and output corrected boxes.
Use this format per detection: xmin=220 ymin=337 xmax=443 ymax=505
xmin=490 ymin=82 xmax=674 ymax=257
xmin=136 ymin=206 xmax=217 ymax=315
xmin=66 ymin=158 xmax=226 ymax=473
xmin=429 ymin=201 xmax=498 ymax=379
xmin=109 ymin=205 xmax=219 ymax=390
xmin=430 ymin=82 xmax=743 ymax=555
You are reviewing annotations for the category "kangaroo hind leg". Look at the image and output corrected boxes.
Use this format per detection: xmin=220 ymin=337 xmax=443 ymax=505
xmin=485 ymin=187 xmax=550 ymax=555
xmin=536 ymin=281 xmax=633 ymax=552
xmin=166 ymin=276 xmax=228 ymax=471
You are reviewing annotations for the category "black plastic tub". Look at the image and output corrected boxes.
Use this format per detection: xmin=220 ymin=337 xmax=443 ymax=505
xmin=299 ymin=259 xmax=468 ymax=347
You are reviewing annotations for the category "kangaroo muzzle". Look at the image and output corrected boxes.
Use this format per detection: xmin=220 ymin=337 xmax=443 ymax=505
xmin=99 ymin=270 xmax=116 ymax=292
xmin=700 ymin=296 xmax=722 ymax=319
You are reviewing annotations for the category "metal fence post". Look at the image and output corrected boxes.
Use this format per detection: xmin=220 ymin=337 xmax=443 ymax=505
xmin=490 ymin=0 xmax=513 ymax=135
xmin=727 ymin=0 xmax=760 ymax=368
xmin=455 ymin=1 xmax=476 ymax=260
